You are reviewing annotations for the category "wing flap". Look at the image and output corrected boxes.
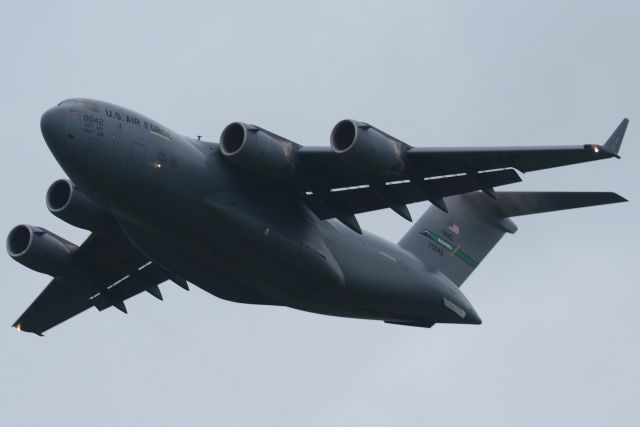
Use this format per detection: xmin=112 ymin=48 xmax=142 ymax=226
xmin=463 ymin=191 xmax=628 ymax=218
xmin=304 ymin=168 xmax=521 ymax=219
xmin=93 ymin=263 xmax=168 ymax=311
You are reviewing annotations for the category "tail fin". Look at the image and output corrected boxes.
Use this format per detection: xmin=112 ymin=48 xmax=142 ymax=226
xmin=398 ymin=191 xmax=626 ymax=286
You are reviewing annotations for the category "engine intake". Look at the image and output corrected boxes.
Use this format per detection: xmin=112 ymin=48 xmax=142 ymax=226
xmin=330 ymin=119 xmax=407 ymax=175
xmin=46 ymin=179 xmax=115 ymax=231
xmin=220 ymin=122 xmax=296 ymax=177
xmin=7 ymin=224 xmax=76 ymax=276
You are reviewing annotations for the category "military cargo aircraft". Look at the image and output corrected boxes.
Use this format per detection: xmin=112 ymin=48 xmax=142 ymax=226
xmin=7 ymin=98 xmax=628 ymax=335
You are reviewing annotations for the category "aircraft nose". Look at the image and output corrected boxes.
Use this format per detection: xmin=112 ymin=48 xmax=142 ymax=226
xmin=40 ymin=106 xmax=67 ymax=145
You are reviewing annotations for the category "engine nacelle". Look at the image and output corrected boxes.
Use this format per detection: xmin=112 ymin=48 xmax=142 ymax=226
xmin=46 ymin=179 xmax=115 ymax=232
xmin=330 ymin=119 xmax=407 ymax=175
xmin=6 ymin=224 xmax=76 ymax=276
xmin=220 ymin=122 xmax=296 ymax=177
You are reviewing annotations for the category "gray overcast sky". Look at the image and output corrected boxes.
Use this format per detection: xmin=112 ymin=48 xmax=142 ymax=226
xmin=1 ymin=1 xmax=638 ymax=426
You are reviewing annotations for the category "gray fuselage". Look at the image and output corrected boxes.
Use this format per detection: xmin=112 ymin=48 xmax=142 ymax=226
xmin=39 ymin=99 xmax=480 ymax=326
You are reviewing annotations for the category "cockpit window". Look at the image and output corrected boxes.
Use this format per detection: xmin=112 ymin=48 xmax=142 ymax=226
xmin=58 ymin=99 xmax=99 ymax=113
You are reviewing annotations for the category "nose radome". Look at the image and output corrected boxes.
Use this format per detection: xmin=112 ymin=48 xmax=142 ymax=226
xmin=40 ymin=106 xmax=67 ymax=146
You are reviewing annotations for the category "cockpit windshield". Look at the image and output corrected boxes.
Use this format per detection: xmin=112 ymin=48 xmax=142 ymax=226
xmin=58 ymin=99 xmax=99 ymax=113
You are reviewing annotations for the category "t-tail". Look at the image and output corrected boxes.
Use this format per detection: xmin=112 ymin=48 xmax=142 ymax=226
xmin=399 ymin=191 xmax=627 ymax=286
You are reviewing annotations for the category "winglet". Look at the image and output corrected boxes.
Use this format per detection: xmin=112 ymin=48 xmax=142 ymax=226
xmin=603 ymin=118 xmax=629 ymax=157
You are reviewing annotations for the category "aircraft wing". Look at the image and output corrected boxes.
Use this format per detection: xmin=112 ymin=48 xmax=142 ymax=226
xmin=403 ymin=143 xmax=621 ymax=177
xmin=13 ymin=228 xmax=176 ymax=336
xmin=294 ymin=119 xmax=627 ymax=229
xmin=296 ymin=119 xmax=627 ymax=188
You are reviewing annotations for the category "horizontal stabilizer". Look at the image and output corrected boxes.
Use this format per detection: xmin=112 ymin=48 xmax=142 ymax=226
xmin=399 ymin=190 xmax=627 ymax=286
xmin=464 ymin=191 xmax=627 ymax=218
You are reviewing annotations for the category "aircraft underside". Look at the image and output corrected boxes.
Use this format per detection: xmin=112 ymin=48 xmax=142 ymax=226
xmin=6 ymin=98 xmax=628 ymax=335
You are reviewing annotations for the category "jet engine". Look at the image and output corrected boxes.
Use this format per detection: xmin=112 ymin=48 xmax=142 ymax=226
xmin=220 ymin=122 xmax=296 ymax=177
xmin=6 ymin=224 xmax=76 ymax=276
xmin=46 ymin=179 xmax=115 ymax=232
xmin=330 ymin=119 xmax=408 ymax=175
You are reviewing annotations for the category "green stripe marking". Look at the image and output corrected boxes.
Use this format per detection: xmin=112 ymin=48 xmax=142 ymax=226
xmin=420 ymin=229 xmax=479 ymax=268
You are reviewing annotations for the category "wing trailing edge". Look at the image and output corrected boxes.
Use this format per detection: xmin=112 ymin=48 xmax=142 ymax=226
xmin=303 ymin=168 xmax=522 ymax=221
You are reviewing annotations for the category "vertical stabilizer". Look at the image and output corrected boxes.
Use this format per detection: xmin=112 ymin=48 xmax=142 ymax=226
xmin=399 ymin=191 xmax=626 ymax=286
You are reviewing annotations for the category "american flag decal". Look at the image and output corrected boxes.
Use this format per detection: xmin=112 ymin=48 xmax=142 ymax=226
xmin=448 ymin=223 xmax=460 ymax=235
